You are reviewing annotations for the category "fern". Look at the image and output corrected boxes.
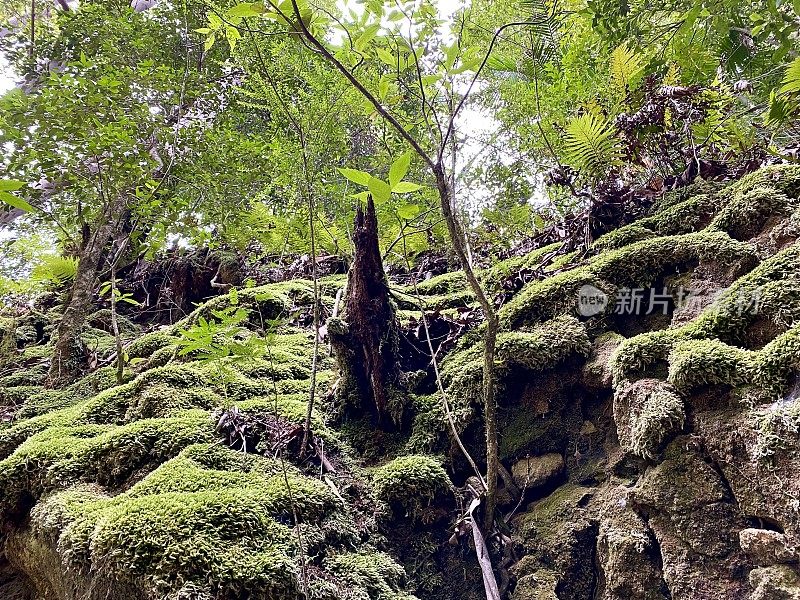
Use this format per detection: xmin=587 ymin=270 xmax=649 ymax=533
xmin=779 ymin=57 xmax=800 ymax=96
xmin=610 ymin=43 xmax=644 ymax=93
xmin=765 ymin=58 xmax=800 ymax=127
xmin=563 ymin=113 xmax=622 ymax=176
xmin=520 ymin=0 xmax=561 ymax=66
xmin=31 ymin=255 xmax=79 ymax=286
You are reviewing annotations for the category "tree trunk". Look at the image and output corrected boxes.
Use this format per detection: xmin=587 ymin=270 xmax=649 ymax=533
xmin=329 ymin=196 xmax=401 ymax=426
xmin=48 ymin=196 xmax=127 ymax=386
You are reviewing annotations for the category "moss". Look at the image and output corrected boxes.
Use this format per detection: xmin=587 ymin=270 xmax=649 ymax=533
xmin=711 ymin=187 xmax=795 ymax=240
xmin=322 ymin=550 xmax=418 ymax=600
xmin=0 ymin=365 xmax=47 ymax=387
xmin=442 ymin=316 xmax=591 ymax=409
xmin=593 ymin=224 xmax=657 ymax=252
xmin=0 ymin=410 xmax=216 ymax=514
xmin=640 ymin=193 xmax=719 ymax=235
xmin=667 ymin=339 xmax=752 ymax=392
xmin=372 ymin=455 xmax=451 ymax=517
xmin=502 ymin=230 xmax=755 ymax=329
xmin=611 ymin=244 xmax=800 ymax=384
xmin=127 ymin=330 xmax=176 ymax=359
xmin=614 ymin=379 xmax=685 ymax=459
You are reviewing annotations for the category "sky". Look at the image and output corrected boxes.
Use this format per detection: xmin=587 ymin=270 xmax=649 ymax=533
xmin=0 ymin=53 xmax=13 ymax=93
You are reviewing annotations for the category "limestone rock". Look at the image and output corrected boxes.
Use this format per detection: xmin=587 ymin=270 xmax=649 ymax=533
xmin=749 ymin=566 xmax=800 ymax=600
xmin=512 ymin=453 xmax=565 ymax=489
xmin=740 ymin=529 xmax=799 ymax=566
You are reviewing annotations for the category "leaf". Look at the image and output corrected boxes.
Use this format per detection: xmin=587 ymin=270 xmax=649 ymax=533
xmin=368 ymin=176 xmax=392 ymax=203
xmin=392 ymin=181 xmax=422 ymax=193
xmin=388 ymin=151 xmax=412 ymax=187
xmin=204 ymin=34 xmax=216 ymax=51
xmin=610 ymin=43 xmax=644 ymax=92
xmin=376 ymin=47 xmax=397 ymax=67
xmin=378 ymin=75 xmax=391 ymax=101
xmin=779 ymin=57 xmax=800 ymax=95
xmin=350 ymin=191 xmax=371 ymax=202
xmin=227 ymin=3 xmax=264 ymax=18
xmin=0 ymin=191 xmax=34 ymax=212
xmin=338 ymin=167 xmax=372 ymax=186
xmin=0 ymin=180 xmax=25 ymax=192
xmin=563 ymin=113 xmax=622 ymax=176
xmin=227 ymin=26 xmax=241 ymax=51
xmin=396 ymin=203 xmax=420 ymax=219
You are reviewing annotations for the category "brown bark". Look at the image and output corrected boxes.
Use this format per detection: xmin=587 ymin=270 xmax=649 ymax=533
xmin=47 ymin=195 xmax=127 ymax=386
xmin=329 ymin=196 xmax=400 ymax=425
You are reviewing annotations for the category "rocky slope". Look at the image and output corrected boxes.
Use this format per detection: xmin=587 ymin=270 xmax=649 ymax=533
xmin=1 ymin=165 xmax=799 ymax=599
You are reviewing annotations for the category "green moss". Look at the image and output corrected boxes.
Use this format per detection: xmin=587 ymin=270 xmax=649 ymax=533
xmin=372 ymin=455 xmax=451 ymax=517
xmin=442 ymin=316 xmax=591 ymax=409
xmin=640 ymin=193 xmax=719 ymax=235
xmin=127 ymin=330 xmax=176 ymax=359
xmin=0 ymin=410 xmax=216 ymax=514
xmin=667 ymin=339 xmax=752 ymax=392
xmin=502 ymin=230 xmax=756 ymax=329
xmin=323 ymin=550 xmax=418 ymax=600
xmin=711 ymin=187 xmax=795 ymax=240
xmin=593 ymin=224 xmax=657 ymax=252
xmin=614 ymin=379 xmax=685 ymax=459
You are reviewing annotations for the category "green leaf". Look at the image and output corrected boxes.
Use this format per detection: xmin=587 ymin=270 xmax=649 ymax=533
xmin=227 ymin=2 xmax=265 ymax=18
xmin=0 ymin=191 xmax=34 ymax=212
xmin=388 ymin=151 xmax=412 ymax=187
xmin=227 ymin=26 xmax=241 ymax=51
xmin=350 ymin=190 xmax=371 ymax=201
xmin=368 ymin=176 xmax=392 ymax=203
xmin=0 ymin=180 xmax=26 ymax=192
xmin=338 ymin=167 xmax=372 ymax=186
xmin=376 ymin=47 xmax=397 ymax=67
xmin=392 ymin=181 xmax=422 ymax=193
xmin=396 ymin=203 xmax=420 ymax=219
xmin=378 ymin=75 xmax=391 ymax=101
xmin=204 ymin=34 xmax=216 ymax=51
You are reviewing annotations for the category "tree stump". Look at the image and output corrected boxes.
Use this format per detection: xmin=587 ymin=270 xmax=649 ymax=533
xmin=329 ymin=196 xmax=402 ymax=426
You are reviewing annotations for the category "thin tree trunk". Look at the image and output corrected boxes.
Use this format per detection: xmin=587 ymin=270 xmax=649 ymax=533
xmin=48 ymin=195 xmax=127 ymax=386
xmin=435 ymin=168 xmax=500 ymax=530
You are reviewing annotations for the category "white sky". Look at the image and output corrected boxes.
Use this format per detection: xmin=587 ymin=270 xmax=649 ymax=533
xmin=0 ymin=53 xmax=14 ymax=93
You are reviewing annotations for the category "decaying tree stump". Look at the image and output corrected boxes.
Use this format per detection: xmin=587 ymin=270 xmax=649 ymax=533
xmin=328 ymin=195 xmax=401 ymax=426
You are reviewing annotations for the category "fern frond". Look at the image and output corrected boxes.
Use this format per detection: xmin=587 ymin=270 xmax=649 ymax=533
xmin=521 ymin=0 xmax=561 ymax=66
xmin=779 ymin=57 xmax=800 ymax=96
xmin=31 ymin=255 xmax=79 ymax=286
xmin=563 ymin=113 xmax=622 ymax=176
xmin=610 ymin=43 xmax=644 ymax=92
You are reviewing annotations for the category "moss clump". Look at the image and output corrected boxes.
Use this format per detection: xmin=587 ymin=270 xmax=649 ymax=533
xmin=322 ymin=551 xmax=418 ymax=600
xmin=442 ymin=316 xmax=591 ymax=410
xmin=667 ymin=339 xmax=752 ymax=392
xmin=501 ymin=230 xmax=755 ymax=329
xmin=372 ymin=455 xmax=451 ymax=517
xmin=0 ymin=410 xmax=216 ymax=515
xmin=593 ymin=224 xmax=657 ymax=252
xmin=711 ymin=187 xmax=795 ymax=240
xmin=614 ymin=379 xmax=685 ymax=459
xmin=127 ymin=330 xmax=176 ymax=359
